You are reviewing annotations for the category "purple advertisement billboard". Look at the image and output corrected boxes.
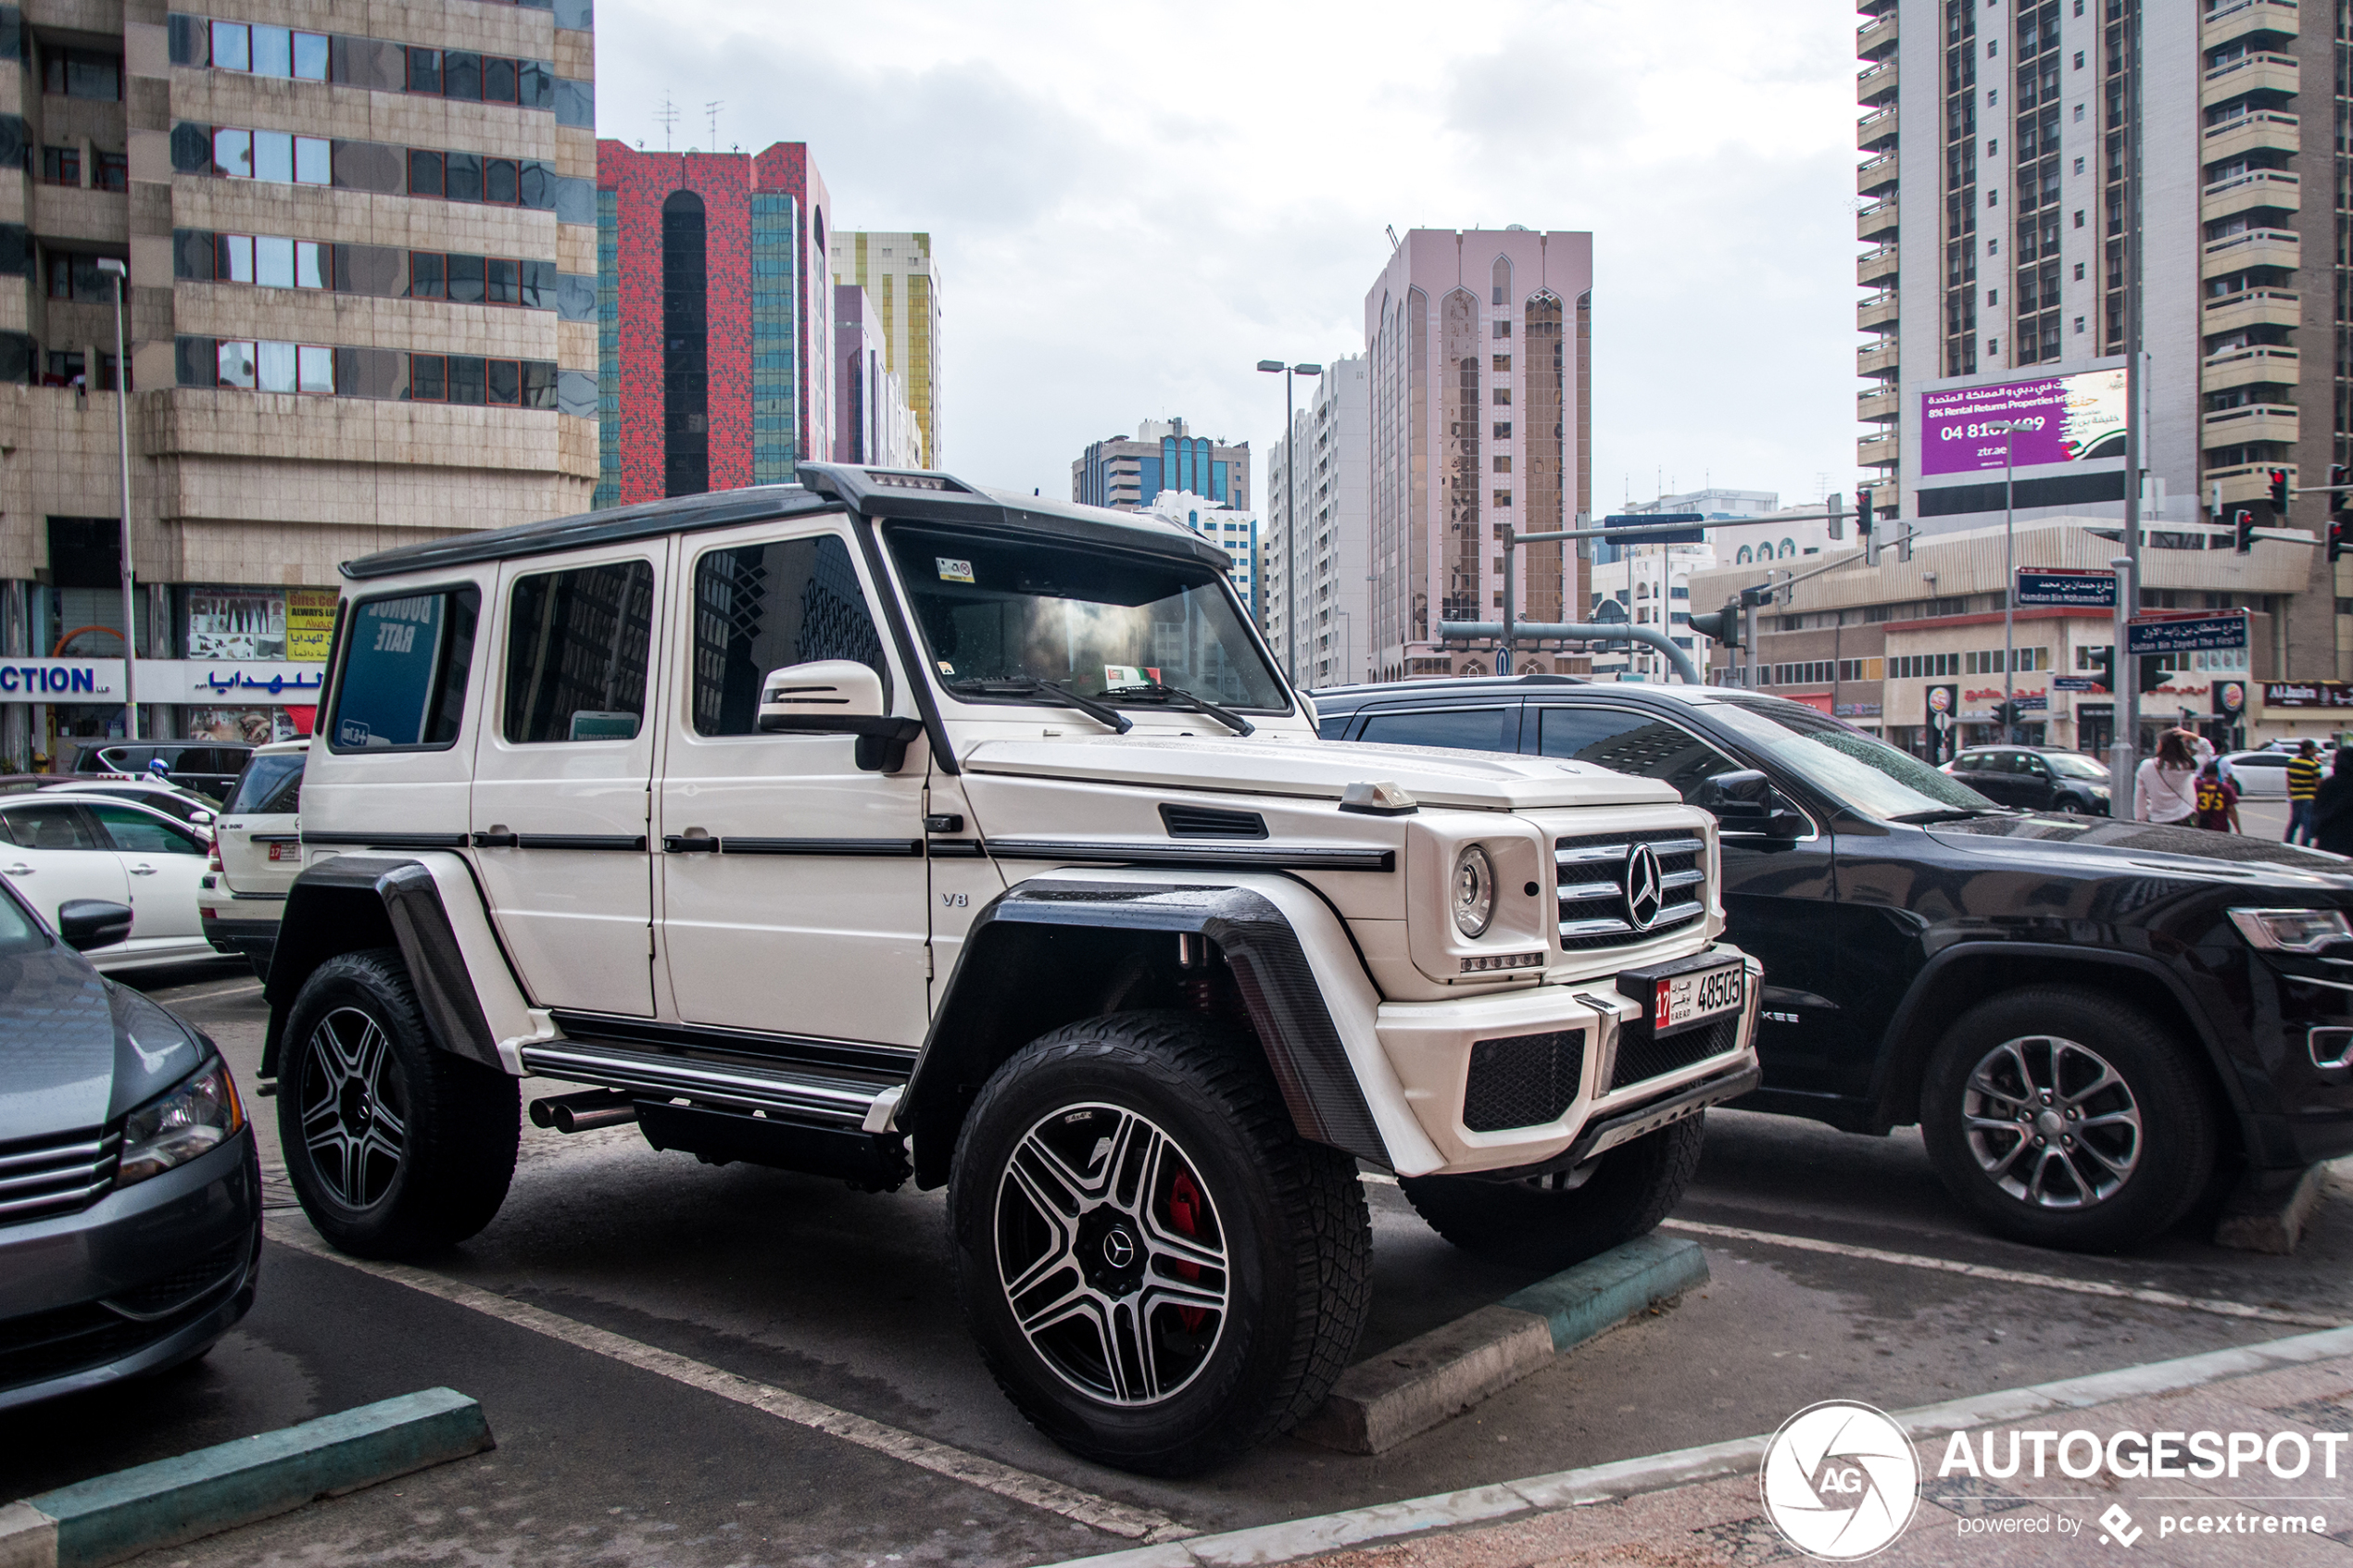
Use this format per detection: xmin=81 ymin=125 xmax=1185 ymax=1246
xmin=1919 ymin=368 xmax=2129 ymax=478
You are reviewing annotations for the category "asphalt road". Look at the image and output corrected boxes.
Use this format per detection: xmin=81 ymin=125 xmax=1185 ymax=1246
xmin=6 ymin=960 xmax=2348 ymax=1568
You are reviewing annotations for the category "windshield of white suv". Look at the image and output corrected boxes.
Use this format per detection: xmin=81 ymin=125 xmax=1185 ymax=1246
xmin=886 ymin=527 xmax=1288 ymax=710
xmin=1705 ymin=696 xmax=2000 ymax=820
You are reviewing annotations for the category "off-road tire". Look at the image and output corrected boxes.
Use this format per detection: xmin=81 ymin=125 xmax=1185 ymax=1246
xmin=277 ymin=948 xmax=519 ymax=1258
xmin=1919 ymin=986 xmax=2218 ymax=1252
xmin=949 ymin=1010 xmax=1371 ymax=1475
xmin=1400 ymin=1115 xmax=1706 ymax=1273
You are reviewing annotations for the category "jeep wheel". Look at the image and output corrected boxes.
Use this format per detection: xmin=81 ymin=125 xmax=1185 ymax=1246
xmin=278 ymin=948 xmax=520 ymax=1259
xmin=1400 ymin=1115 xmax=1705 ymax=1273
xmin=948 ymin=1011 xmax=1371 ymax=1475
xmin=1920 ymin=987 xmax=2217 ymax=1252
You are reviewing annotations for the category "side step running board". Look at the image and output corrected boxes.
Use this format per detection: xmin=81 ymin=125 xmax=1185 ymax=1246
xmin=518 ymin=1041 xmax=902 ymax=1131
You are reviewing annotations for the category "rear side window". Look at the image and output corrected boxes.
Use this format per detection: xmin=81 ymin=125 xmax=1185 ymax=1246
xmin=1317 ymin=713 xmax=1351 ymax=740
xmin=87 ymin=804 xmax=204 ymax=855
xmin=503 ymin=560 xmax=655 ymax=743
xmin=227 ymin=752 xmax=305 ymax=815
xmin=1355 ymin=706 xmax=1515 ymax=751
xmin=689 ymin=535 xmax=887 ymax=736
xmin=1534 ymin=707 xmax=1744 ymax=802
xmin=329 ymin=587 xmax=480 ymax=750
xmin=0 ymin=802 xmax=100 ymax=848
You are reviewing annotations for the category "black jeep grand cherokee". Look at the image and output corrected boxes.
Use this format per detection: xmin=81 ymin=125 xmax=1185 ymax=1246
xmin=1311 ymin=674 xmax=2353 ymax=1252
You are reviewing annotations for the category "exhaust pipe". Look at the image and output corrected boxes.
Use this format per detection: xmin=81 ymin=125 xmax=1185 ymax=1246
xmin=529 ymin=1089 xmax=638 ymax=1134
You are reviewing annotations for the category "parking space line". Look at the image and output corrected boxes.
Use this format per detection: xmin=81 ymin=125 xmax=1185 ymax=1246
xmin=154 ymin=980 xmax=264 ymax=1004
xmin=1659 ymin=1217 xmax=2345 ymax=1328
xmin=263 ymin=1220 xmax=1189 ymax=1542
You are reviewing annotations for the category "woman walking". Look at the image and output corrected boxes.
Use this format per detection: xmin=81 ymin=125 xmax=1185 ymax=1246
xmin=2133 ymin=729 xmax=2200 ymax=826
xmin=2312 ymin=746 xmax=2353 ymax=855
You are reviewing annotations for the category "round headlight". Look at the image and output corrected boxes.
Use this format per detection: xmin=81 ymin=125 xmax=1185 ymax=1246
xmin=1452 ymin=845 xmax=1495 ymax=938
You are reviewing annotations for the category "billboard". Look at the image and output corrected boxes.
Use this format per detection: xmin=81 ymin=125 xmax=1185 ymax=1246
xmin=1920 ymin=368 xmax=2129 ymax=478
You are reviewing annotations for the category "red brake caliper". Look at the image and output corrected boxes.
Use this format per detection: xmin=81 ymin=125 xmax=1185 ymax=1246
xmin=1167 ymin=1168 xmax=1209 ymax=1331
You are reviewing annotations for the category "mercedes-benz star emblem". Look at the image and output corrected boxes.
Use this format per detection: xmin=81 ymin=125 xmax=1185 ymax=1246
xmin=1102 ymin=1229 xmax=1136 ymax=1268
xmin=1625 ymin=844 xmax=1664 ymax=931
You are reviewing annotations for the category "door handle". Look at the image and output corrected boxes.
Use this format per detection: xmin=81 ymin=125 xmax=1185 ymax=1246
xmin=661 ymin=833 xmax=720 ymax=854
xmin=129 ymin=864 xmax=158 ymax=875
xmin=3 ymin=863 xmax=28 ymax=875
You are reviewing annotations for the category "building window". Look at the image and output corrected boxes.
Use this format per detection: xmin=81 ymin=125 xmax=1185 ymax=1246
xmin=208 ymin=22 xmax=326 ymax=81
xmin=1492 ymin=387 xmax=1511 ymax=406
xmin=2073 ymin=209 xmax=2084 ymax=227
xmin=43 ymin=47 xmax=120 ymax=100
xmin=40 ymin=146 xmax=77 ymax=186
xmin=94 ymin=151 xmax=126 ymax=192
xmin=1987 ymin=336 xmax=2000 ymax=355
xmin=406 ymin=48 xmax=528 ymax=104
xmin=44 ymin=351 xmax=83 ymax=385
xmin=1491 ymin=354 xmax=1511 ymax=372
xmin=2073 ymin=261 xmax=2085 ymax=280
xmin=1493 ymin=455 xmax=1512 ymax=473
xmin=1491 ymin=321 xmax=1511 ymax=340
xmin=1492 ymin=421 xmax=1512 ymax=439
xmin=2073 ymin=103 xmax=2084 ymax=119
xmin=2074 ymin=316 xmax=2085 ymax=332
xmin=2073 ymin=50 xmax=2084 ymax=68
xmin=44 ymin=252 xmax=120 ymax=302
xmin=210 ymin=127 xmax=329 ymax=185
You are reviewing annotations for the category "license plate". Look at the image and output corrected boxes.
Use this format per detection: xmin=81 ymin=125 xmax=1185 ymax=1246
xmin=267 ymin=843 xmax=287 ymax=861
xmin=1648 ymin=960 xmax=1743 ymax=1036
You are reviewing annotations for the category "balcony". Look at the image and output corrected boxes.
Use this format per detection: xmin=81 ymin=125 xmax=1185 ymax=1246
xmin=1858 ymin=340 xmax=1899 ymax=376
xmin=2201 ymin=403 xmax=2300 ymax=447
xmin=1856 ymin=103 xmax=1898 ymax=151
xmin=2200 ymin=225 xmax=2300 ymax=278
xmin=1857 ymin=9 xmax=1897 ymax=58
xmin=1857 ymin=57 xmax=1898 ymax=106
xmin=2200 ymin=51 xmax=2300 ymax=109
xmin=2202 ymin=108 xmax=2298 ymax=166
xmin=1857 ymin=290 xmax=1898 ymax=331
xmin=2200 ymin=167 xmax=2299 ymax=223
xmin=2202 ymin=0 xmax=2297 ymax=51
xmin=1857 ymin=196 xmax=1899 ymax=242
xmin=1857 ymin=244 xmax=1898 ymax=285
xmin=2206 ymin=460 xmax=2296 ymax=507
xmin=2202 ymin=285 xmax=2300 ymax=333
xmin=2202 ymin=344 xmax=2300 ymax=394
xmin=1856 ymin=151 xmax=1899 ymax=197
xmin=1858 ymin=385 xmax=1898 ymax=422
xmin=1858 ymin=432 xmax=1899 ymax=470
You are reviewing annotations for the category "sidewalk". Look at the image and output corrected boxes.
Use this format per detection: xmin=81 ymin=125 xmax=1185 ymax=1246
xmin=1061 ymin=1328 xmax=2353 ymax=1568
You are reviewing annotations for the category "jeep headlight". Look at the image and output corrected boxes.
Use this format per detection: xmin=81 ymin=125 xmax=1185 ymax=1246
xmin=1452 ymin=845 xmax=1495 ymax=937
xmin=117 ymin=1057 xmax=245 ymax=1188
xmin=2228 ymin=908 xmax=2353 ymax=954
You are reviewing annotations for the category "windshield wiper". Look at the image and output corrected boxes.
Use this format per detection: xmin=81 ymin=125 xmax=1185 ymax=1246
xmin=946 ymin=677 xmax=1132 ymax=734
xmin=1102 ymin=682 xmax=1255 ymax=736
xmin=1889 ymin=807 xmax=2003 ymax=823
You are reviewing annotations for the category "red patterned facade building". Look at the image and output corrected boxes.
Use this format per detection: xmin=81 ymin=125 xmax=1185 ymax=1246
xmin=595 ymin=142 xmax=835 ymax=506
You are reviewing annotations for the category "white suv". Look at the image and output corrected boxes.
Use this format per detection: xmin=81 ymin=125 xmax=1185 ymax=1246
xmin=198 ymin=738 xmax=308 ymax=975
xmin=263 ymin=466 xmax=1760 ymax=1474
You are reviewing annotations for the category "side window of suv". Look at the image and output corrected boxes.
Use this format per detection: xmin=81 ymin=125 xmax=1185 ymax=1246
xmin=688 ymin=534 xmax=889 ymax=736
xmin=330 ymin=587 xmax=481 ymax=750
xmin=1354 ymin=706 xmax=1516 ymax=750
xmin=1534 ymin=706 xmax=1743 ymax=802
xmin=504 ymin=561 xmax=657 ymax=743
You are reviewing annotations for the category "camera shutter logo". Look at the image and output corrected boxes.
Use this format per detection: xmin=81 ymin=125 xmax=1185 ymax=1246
xmin=1758 ymin=1400 xmax=1919 ymax=1560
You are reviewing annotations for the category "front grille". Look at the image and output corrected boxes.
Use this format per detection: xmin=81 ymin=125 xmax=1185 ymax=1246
xmin=1610 ymin=1014 xmax=1741 ymax=1092
xmin=104 ymin=1237 xmax=248 ymax=1319
xmin=0 ymin=1126 xmax=120 ymax=1225
xmin=1463 ymin=1030 xmax=1587 ymax=1131
xmin=0 ymin=1236 xmax=251 ymax=1393
xmin=1554 ymin=829 xmax=1707 ymax=951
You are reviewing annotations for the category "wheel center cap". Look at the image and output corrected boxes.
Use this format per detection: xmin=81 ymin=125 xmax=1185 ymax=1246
xmin=1076 ymin=1206 xmax=1147 ymax=1297
xmin=338 ymin=1077 xmax=371 ymax=1130
xmin=2035 ymin=1110 xmax=2066 ymax=1139
xmin=1102 ymin=1228 xmax=1136 ymax=1268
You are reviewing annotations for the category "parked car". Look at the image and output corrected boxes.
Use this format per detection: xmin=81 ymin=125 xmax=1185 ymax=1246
xmin=260 ymin=467 xmax=1760 ymax=1474
xmin=2218 ymin=748 xmax=2334 ymax=801
xmin=70 ymin=743 xmax=255 ymax=804
xmin=41 ymin=777 xmax=220 ymax=834
xmin=0 ymin=796 xmax=216 ymax=972
xmin=1310 ymin=674 xmax=2353 ymax=1252
xmin=199 ymin=739 xmax=306 ymax=976
xmin=1943 ymin=746 xmax=2113 ymax=815
xmin=0 ymin=882 xmax=262 ymax=1410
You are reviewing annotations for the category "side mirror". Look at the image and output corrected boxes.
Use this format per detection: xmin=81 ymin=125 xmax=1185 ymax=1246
xmin=1692 ymin=769 xmax=1804 ymax=840
xmin=57 ymin=898 xmax=132 ymax=952
xmin=756 ymin=660 xmax=925 ymax=773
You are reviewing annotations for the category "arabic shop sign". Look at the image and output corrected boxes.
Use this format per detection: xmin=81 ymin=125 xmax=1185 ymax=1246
xmin=2261 ymin=681 xmax=2353 ymax=710
xmin=0 ymin=660 xmax=327 ymax=705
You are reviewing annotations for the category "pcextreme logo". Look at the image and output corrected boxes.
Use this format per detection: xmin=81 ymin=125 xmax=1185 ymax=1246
xmin=1759 ymin=1400 xmax=1921 ymax=1560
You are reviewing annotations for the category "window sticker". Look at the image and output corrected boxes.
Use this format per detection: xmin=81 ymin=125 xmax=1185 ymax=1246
xmin=937 ymin=660 xmax=956 ymax=675
xmin=1103 ymin=665 xmax=1161 ymax=687
xmin=936 ymin=557 xmax=975 ymax=583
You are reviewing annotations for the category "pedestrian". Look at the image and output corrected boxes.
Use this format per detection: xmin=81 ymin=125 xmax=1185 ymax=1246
xmin=2133 ymin=728 xmax=2201 ymax=825
xmin=2194 ymin=756 xmax=2240 ymax=834
xmin=2315 ymin=747 xmax=2353 ymax=855
xmin=2286 ymin=739 xmax=2322 ymax=845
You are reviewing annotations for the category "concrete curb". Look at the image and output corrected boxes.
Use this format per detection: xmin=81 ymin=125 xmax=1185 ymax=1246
xmin=0 ymin=1387 xmax=492 ymax=1568
xmin=2213 ymin=1161 xmax=2330 ymax=1255
xmin=1057 ymin=1323 xmax=2353 ymax=1568
xmin=1295 ymin=1236 xmax=1709 ymax=1455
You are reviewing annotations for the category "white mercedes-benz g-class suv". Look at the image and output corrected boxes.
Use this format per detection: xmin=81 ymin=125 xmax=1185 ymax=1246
xmin=264 ymin=465 xmax=1760 ymax=1474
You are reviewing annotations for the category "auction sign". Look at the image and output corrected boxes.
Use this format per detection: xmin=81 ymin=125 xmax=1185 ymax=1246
xmin=1920 ymin=367 xmax=2129 ymax=477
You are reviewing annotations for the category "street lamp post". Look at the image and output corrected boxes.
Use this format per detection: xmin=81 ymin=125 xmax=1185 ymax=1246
xmin=1256 ymin=359 xmax=1321 ymax=684
xmin=95 ymin=257 xmax=135 ymax=741
xmin=1985 ymin=418 xmax=2023 ymax=744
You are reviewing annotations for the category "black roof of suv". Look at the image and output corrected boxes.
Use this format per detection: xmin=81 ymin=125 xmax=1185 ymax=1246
xmin=1311 ymin=673 xmax=2353 ymax=1251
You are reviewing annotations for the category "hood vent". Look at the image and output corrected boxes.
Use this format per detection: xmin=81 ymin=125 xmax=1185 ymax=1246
xmin=1159 ymin=804 xmax=1269 ymax=840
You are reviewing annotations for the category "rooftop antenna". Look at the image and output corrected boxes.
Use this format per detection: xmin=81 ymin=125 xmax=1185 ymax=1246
xmin=705 ymin=99 xmax=724 ymax=149
xmin=655 ymin=94 xmax=679 ymax=152
xmin=1385 ymin=224 xmax=1400 ymax=249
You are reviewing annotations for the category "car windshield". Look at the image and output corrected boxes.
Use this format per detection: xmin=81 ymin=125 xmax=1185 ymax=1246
xmin=1705 ymin=696 xmax=2000 ymax=819
xmin=0 ymin=883 xmax=48 ymax=955
xmin=2045 ymin=752 xmax=2111 ymax=780
xmin=886 ymin=526 xmax=1288 ymax=710
xmin=226 ymin=752 xmax=304 ymax=815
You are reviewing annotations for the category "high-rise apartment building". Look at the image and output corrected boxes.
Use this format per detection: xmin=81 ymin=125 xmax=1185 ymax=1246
xmin=1856 ymin=0 xmax=2344 ymax=672
xmin=1364 ymin=228 xmax=1591 ymax=682
xmin=837 ymin=283 xmax=920 ymax=468
xmin=830 ymin=230 xmax=939 ymax=466
xmin=0 ymin=0 xmax=598 ymax=766
xmin=1070 ymin=418 xmax=1250 ymax=512
xmin=1147 ymin=488 xmax=1259 ymax=617
xmin=1264 ymin=355 xmax=1370 ymax=686
xmin=595 ymin=141 xmax=835 ymax=506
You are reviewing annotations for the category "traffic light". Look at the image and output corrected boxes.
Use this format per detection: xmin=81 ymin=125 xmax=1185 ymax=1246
xmin=2333 ymin=466 xmax=2351 ymax=564
xmin=1826 ymin=492 xmax=1844 ymax=541
xmin=1994 ymin=701 xmax=2020 ymax=731
xmin=2333 ymin=520 xmax=2347 ymax=566
xmin=2082 ymin=647 xmax=2112 ymax=690
xmin=2233 ymin=506 xmax=2257 ymax=554
xmin=1688 ymin=600 xmax=1743 ymax=647
xmin=2140 ymin=656 xmax=2171 ymax=696
xmin=2270 ymin=468 xmax=2291 ymax=513
xmin=1858 ymin=488 xmax=1877 ymax=563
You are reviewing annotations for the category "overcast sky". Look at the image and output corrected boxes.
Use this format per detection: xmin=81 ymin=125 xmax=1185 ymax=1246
xmin=596 ymin=0 xmax=1864 ymax=514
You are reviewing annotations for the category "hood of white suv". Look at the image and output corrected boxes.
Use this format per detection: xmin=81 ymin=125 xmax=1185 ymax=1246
xmin=959 ymin=734 xmax=1680 ymax=810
